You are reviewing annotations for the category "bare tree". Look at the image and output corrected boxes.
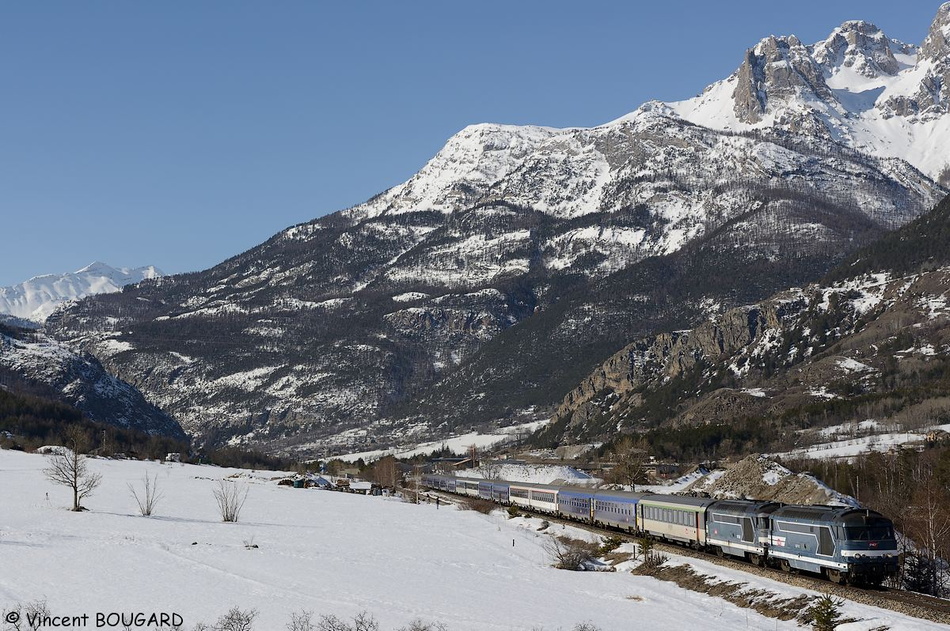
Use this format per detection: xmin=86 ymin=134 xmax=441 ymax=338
xmin=287 ymin=610 xmax=315 ymax=631
xmin=905 ymin=474 xmax=950 ymax=596
xmin=4 ymin=599 xmax=49 ymax=631
xmin=604 ymin=436 xmax=650 ymax=490
xmin=213 ymin=607 xmax=257 ymax=631
xmin=43 ymin=426 xmax=102 ymax=511
xmin=213 ymin=479 xmax=249 ymax=523
xmin=128 ymin=472 xmax=164 ymax=516
xmin=316 ymin=611 xmax=379 ymax=631
xmin=477 ymin=458 xmax=503 ymax=480
xmin=370 ymin=455 xmax=401 ymax=490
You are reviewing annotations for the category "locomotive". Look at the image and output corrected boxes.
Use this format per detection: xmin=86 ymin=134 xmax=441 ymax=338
xmin=421 ymin=474 xmax=899 ymax=586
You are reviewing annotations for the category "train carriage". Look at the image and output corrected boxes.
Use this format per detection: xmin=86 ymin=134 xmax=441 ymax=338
xmin=418 ymin=473 xmax=899 ymax=587
xmin=490 ymin=480 xmax=510 ymax=504
xmin=590 ymin=489 xmax=645 ymax=532
xmin=640 ymin=495 xmax=716 ymax=546
xmin=506 ymin=482 xmax=560 ymax=514
xmin=455 ymin=478 xmax=480 ymax=497
xmin=557 ymin=487 xmax=595 ymax=523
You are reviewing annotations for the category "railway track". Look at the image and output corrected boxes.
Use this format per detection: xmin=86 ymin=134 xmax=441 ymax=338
xmin=646 ymin=537 xmax=950 ymax=625
xmin=435 ymin=492 xmax=950 ymax=625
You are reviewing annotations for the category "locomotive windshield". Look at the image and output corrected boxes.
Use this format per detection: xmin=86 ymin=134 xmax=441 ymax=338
xmin=843 ymin=524 xmax=894 ymax=541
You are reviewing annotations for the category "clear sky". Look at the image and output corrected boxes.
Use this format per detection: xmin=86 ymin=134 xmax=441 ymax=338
xmin=0 ymin=1 xmax=942 ymax=287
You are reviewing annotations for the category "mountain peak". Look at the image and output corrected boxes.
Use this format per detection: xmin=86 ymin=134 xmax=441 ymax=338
xmin=732 ymin=33 xmax=829 ymax=123
xmin=812 ymin=20 xmax=903 ymax=79
xmin=0 ymin=262 xmax=164 ymax=322
xmin=921 ymin=2 xmax=950 ymax=61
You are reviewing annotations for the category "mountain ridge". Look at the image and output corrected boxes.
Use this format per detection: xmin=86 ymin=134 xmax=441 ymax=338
xmin=46 ymin=7 xmax=950 ymax=455
xmin=0 ymin=262 xmax=163 ymax=323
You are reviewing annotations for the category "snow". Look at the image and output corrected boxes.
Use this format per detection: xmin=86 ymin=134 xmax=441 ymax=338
xmin=0 ymin=449 xmax=939 ymax=631
xmin=391 ymin=292 xmax=430 ymax=303
xmin=666 ymin=25 xmax=950 ymax=182
xmin=0 ymin=262 xmax=162 ymax=322
xmin=836 ymin=357 xmax=875 ymax=373
xmin=335 ymin=421 xmax=549 ymax=463
xmin=456 ymin=463 xmax=597 ymax=485
xmin=778 ymin=424 xmax=950 ymax=461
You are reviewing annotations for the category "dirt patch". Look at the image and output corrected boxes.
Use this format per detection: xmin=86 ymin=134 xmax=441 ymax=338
xmin=602 ymin=551 xmax=634 ymax=567
xmin=685 ymin=454 xmax=855 ymax=506
xmin=633 ymin=562 xmax=812 ymax=623
xmin=456 ymin=497 xmax=496 ymax=514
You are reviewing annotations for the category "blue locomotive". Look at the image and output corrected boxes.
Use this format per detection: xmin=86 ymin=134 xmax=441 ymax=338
xmin=421 ymin=474 xmax=899 ymax=586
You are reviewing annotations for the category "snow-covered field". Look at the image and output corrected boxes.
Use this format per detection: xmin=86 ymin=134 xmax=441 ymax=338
xmin=777 ymin=423 xmax=950 ymax=461
xmin=0 ymin=450 xmax=941 ymax=630
xmin=335 ymin=421 xmax=547 ymax=463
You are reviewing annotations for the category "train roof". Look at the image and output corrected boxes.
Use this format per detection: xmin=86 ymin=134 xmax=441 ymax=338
xmin=505 ymin=481 xmax=561 ymax=492
xmin=708 ymin=499 xmax=782 ymax=516
xmin=589 ymin=489 xmax=649 ymax=501
xmin=771 ymin=505 xmax=888 ymax=524
xmin=641 ymin=494 xmax=719 ymax=509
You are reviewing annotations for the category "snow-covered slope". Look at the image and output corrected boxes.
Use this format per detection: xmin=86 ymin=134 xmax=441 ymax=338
xmin=0 ymin=449 xmax=936 ymax=630
xmin=0 ymin=262 xmax=163 ymax=322
xmin=669 ymin=5 xmax=950 ymax=182
xmin=0 ymin=325 xmax=185 ymax=439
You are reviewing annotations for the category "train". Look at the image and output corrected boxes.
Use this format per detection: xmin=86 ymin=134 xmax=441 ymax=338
xmin=421 ymin=473 xmax=899 ymax=586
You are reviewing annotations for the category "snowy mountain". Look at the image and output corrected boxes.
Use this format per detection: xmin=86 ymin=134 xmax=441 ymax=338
xmin=541 ymin=193 xmax=950 ymax=453
xmin=0 ymin=322 xmax=186 ymax=439
xmin=48 ymin=6 xmax=950 ymax=455
xmin=670 ymin=6 xmax=950 ymax=182
xmin=0 ymin=262 xmax=163 ymax=322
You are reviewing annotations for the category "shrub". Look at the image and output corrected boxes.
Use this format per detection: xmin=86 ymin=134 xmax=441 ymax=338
xmin=636 ymin=536 xmax=667 ymax=571
xmin=128 ymin=472 xmax=164 ymax=516
xmin=456 ymin=497 xmax=495 ymax=514
xmin=287 ymin=610 xmax=315 ymax=631
xmin=804 ymin=593 xmax=845 ymax=631
xmin=213 ymin=607 xmax=258 ymax=631
xmin=544 ymin=535 xmax=599 ymax=570
xmin=598 ymin=535 xmax=624 ymax=555
xmin=213 ymin=479 xmax=249 ymax=523
xmin=315 ymin=611 xmax=379 ymax=631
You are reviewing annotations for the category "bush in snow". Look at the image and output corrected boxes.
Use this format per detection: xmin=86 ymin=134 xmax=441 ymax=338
xmin=801 ymin=593 xmax=849 ymax=631
xmin=193 ymin=606 xmax=257 ymax=631
xmin=397 ymin=621 xmax=448 ymax=631
xmin=286 ymin=610 xmax=315 ymax=631
xmin=543 ymin=535 xmax=598 ymax=570
xmin=456 ymin=497 xmax=494 ymax=514
xmin=636 ymin=536 xmax=667 ymax=571
xmin=213 ymin=479 xmax=248 ymax=523
xmin=314 ymin=611 xmax=379 ymax=631
xmin=3 ymin=599 xmax=49 ymax=631
xmin=128 ymin=472 xmax=164 ymax=516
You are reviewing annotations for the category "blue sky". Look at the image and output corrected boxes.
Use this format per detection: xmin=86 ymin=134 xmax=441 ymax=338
xmin=0 ymin=2 xmax=941 ymax=286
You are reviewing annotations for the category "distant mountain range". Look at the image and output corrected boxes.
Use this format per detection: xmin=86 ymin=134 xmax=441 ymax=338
xmin=38 ymin=5 xmax=950 ymax=455
xmin=0 ymin=262 xmax=163 ymax=322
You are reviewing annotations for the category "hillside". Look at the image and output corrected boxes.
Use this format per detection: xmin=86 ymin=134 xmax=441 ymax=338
xmin=0 ymin=322 xmax=186 ymax=441
xmin=541 ymin=194 xmax=950 ymax=454
xmin=46 ymin=7 xmax=950 ymax=455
